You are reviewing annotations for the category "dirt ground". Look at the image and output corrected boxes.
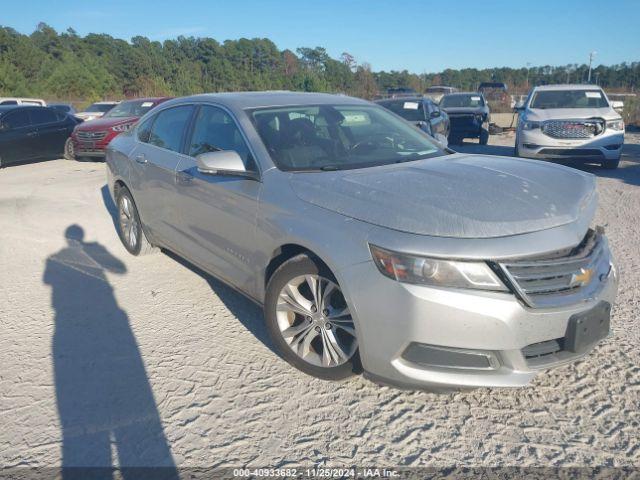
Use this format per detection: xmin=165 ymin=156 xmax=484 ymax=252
xmin=1 ymin=132 xmax=639 ymax=470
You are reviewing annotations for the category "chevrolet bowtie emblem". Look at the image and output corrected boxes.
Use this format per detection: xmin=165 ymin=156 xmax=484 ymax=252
xmin=570 ymin=267 xmax=594 ymax=288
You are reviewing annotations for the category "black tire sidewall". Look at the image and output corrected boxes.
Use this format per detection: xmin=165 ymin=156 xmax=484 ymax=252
xmin=64 ymin=138 xmax=75 ymax=160
xmin=116 ymin=188 xmax=143 ymax=256
xmin=264 ymin=254 xmax=361 ymax=381
xmin=479 ymin=128 xmax=489 ymax=145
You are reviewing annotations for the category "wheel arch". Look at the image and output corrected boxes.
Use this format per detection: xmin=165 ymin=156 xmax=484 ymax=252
xmin=264 ymin=243 xmax=333 ymax=291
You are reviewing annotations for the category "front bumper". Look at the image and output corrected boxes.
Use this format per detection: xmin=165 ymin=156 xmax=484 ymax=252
xmin=71 ymin=132 xmax=117 ymax=157
xmin=339 ymin=259 xmax=618 ymax=389
xmin=449 ymin=116 xmax=484 ymax=137
xmin=517 ymin=128 xmax=623 ymax=161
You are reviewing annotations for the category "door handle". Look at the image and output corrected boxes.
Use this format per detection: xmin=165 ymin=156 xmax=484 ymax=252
xmin=134 ymin=154 xmax=148 ymax=164
xmin=26 ymin=131 xmax=38 ymax=137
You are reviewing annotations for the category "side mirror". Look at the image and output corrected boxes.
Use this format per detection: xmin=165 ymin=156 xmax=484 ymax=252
xmin=430 ymin=110 xmax=441 ymax=118
xmin=610 ymin=100 xmax=624 ymax=111
xmin=196 ymin=150 xmax=248 ymax=176
xmin=514 ymin=101 xmax=525 ymax=111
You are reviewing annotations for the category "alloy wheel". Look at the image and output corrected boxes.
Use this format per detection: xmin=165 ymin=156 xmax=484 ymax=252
xmin=119 ymin=195 xmax=139 ymax=250
xmin=275 ymin=274 xmax=357 ymax=368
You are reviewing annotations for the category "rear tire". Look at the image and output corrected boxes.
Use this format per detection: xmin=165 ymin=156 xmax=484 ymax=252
xmin=64 ymin=138 xmax=75 ymax=161
xmin=264 ymin=254 xmax=361 ymax=380
xmin=115 ymin=187 xmax=158 ymax=256
xmin=602 ymin=158 xmax=620 ymax=169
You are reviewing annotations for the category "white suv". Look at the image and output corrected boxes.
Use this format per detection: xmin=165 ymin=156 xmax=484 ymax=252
xmin=515 ymin=85 xmax=624 ymax=169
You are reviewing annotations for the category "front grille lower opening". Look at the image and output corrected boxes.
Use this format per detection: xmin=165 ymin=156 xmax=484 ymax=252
xmin=522 ymin=338 xmax=564 ymax=360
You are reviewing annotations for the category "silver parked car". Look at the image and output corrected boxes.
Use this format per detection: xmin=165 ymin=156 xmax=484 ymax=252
xmin=515 ymin=84 xmax=624 ymax=169
xmin=106 ymin=92 xmax=618 ymax=389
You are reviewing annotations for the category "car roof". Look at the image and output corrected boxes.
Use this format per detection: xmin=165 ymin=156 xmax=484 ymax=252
xmin=0 ymin=105 xmax=48 ymax=115
xmin=442 ymin=92 xmax=482 ymax=96
xmin=120 ymin=97 xmax=172 ymax=104
xmin=533 ymin=84 xmax=603 ymax=91
xmin=163 ymin=91 xmax=370 ymax=110
xmin=91 ymin=101 xmax=120 ymax=105
xmin=376 ymin=96 xmax=432 ymax=104
xmin=0 ymin=105 xmax=21 ymax=113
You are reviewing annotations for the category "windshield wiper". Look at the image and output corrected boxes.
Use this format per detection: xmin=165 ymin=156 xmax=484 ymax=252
xmin=319 ymin=165 xmax=342 ymax=171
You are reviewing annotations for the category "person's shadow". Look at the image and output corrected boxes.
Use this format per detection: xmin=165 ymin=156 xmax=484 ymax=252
xmin=44 ymin=225 xmax=178 ymax=480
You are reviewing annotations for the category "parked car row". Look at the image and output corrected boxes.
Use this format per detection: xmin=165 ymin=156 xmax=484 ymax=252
xmin=0 ymin=97 xmax=172 ymax=167
xmin=0 ymin=89 xmax=621 ymax=389
xmin=378 ymin=83 xmax=625 ymax=168
xmin=104 ymin=91 xmax=618 ymax=389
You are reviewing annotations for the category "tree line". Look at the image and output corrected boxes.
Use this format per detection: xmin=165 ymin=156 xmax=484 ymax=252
xmin=1 ymin=23 xmax=639 ymax=104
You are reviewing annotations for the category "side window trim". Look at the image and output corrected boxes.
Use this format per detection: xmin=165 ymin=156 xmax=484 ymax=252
xmin=136 ymin=114 xmax=157 ymax=144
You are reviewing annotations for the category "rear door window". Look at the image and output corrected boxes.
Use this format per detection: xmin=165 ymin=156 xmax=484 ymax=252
xmin=29 ymin=108 xmax=59 ymax=126
xmin=3 ymin=110 xmax=31 ymax=129
xmin=148 ymin=106 xmax=194 ymax=152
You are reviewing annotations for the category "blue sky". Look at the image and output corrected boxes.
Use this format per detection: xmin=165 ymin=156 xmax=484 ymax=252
xmin=2 ymin=0 xmax=639 ymax=73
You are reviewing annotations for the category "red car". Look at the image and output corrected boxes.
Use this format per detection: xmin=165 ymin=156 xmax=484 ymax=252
xmin=66 ymin=97 xmax=172 ymax=160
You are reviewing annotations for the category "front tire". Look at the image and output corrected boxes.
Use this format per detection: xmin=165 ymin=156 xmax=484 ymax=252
xmin=116 ymin=187 xmax=158 ymax=256
xmin=602 ymin=158 xmax=620 ymax=169
xmin=264 ymin=254 xmax=360 ymax=380
xmin=64 ymin=138 xmax=75 ymax=161
xmin=479 ymin=128 xmax=489 ymax=145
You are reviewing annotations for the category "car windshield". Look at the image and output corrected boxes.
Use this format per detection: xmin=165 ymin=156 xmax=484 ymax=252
xmin=530 ymin=90 xmax=609 ymax=109
xmin=105 ymin=100 xmax=157 ymax=118
xmin=440 ymin=94 xmax=484 ymax=108
xmin=85 ymin=103 xmax=115 ymax=113
xmin=378 ymin=100 xmax=425 ymax=122
xmin=250 ymin=104 xmax=445 ymax=171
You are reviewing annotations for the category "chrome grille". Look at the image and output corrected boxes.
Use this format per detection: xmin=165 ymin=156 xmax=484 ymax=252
xmin=76 ymin=130 xmax=107 ymax=141
xmin=542 ymin=120 xmax=604 ymax=139
xmin=499 ymin=229 xmax=611 ymax=308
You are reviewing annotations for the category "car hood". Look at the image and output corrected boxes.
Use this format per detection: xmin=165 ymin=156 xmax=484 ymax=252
xmin=289 ymin=154 xmax=596 ymax=238
xmin=527 ymin=107 xmax=619 ymax=121
xmin=75 ymin=116 xmax=138 ymax=130
xmin=76 ymin=111 xmax=104 ymax=119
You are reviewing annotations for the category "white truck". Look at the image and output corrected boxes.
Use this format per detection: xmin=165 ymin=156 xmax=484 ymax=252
xmin=515 ymin=84 xmax=624 ymax=169
xmin=0 ymin=97 xmax=46 ymax=106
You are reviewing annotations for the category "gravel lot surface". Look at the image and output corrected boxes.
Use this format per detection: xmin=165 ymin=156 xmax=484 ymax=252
xmin=1 ymin=132 xmax=639 ymax=470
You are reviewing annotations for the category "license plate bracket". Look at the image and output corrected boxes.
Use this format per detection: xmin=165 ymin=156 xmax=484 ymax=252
xmin=565 ymin=302 xmax=611 ymax=353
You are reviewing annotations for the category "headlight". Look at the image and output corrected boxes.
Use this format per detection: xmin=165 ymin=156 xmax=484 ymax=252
xmin=521 ymin=120 xmax=541 ymax=130
xmin=369 ymin=245 xmax=508 ymax=291
xmin=606 ymin=119 xmax=624 ymax=131
xmin=112 ymin=123 xmax=134 ymax=132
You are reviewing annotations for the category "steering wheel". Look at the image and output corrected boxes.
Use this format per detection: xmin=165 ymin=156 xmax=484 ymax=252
xmin=350 ymin=132 xmax=401 ymax=153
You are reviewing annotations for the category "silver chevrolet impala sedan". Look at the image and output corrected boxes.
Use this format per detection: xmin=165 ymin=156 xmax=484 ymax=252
xmin=106 ymin=92 xmax=618 ymax=389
